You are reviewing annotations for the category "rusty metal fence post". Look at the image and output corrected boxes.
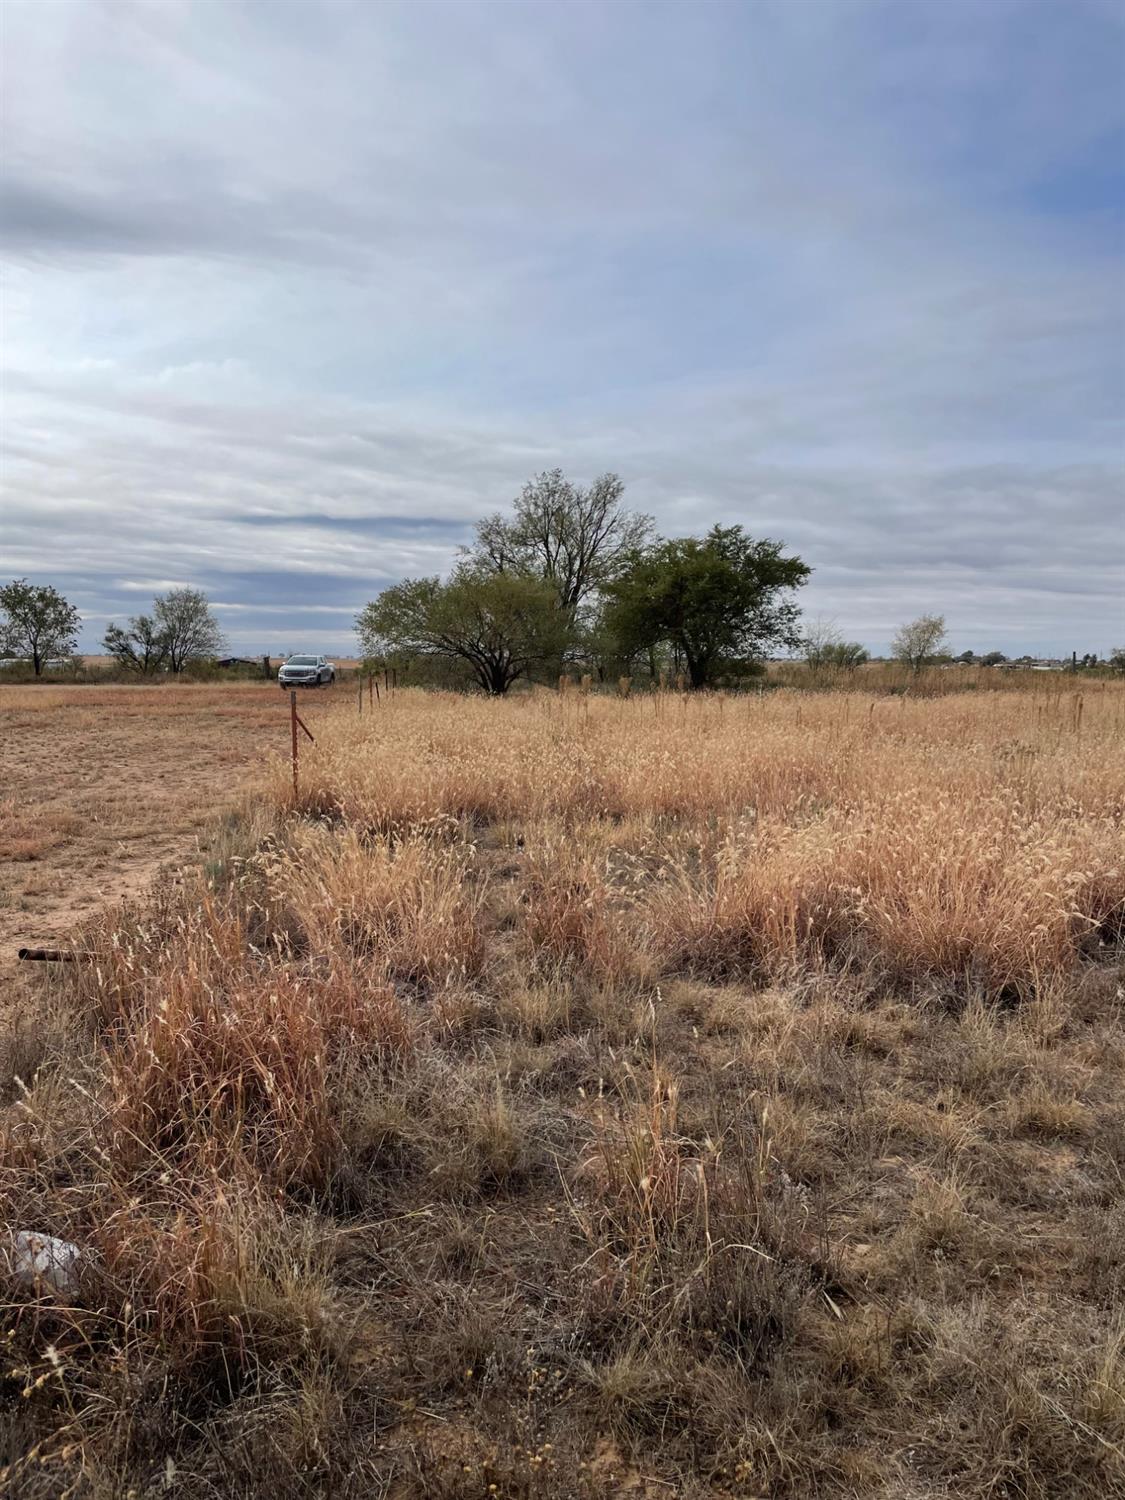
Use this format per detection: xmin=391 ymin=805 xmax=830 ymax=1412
xmin=290 ymin=690 xmax=315 ymax=802
xmin=290 ymin=689 xmax=299 ymax=799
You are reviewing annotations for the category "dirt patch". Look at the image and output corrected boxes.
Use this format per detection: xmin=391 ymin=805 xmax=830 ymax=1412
xmin=0 ymin=681 xmax=339 ymax=1004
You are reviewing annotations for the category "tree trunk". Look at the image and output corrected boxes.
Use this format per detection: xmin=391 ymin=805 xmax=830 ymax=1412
xmin=483 ymin=661 xmax=512 ymax=695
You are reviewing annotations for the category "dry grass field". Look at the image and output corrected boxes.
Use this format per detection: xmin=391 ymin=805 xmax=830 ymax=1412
xmin=2 ymin=683 xmax=1124 ymax=1498
xmin=0 ymin=684 xmax=340 ymax=1007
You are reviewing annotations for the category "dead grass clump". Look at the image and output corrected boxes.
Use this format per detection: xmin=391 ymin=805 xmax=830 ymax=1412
xmin=486 ymin=973 xmax=590 ymax=1042
xmin=650 ymin=822 xmax=848 ymax=980
xmin=0 ymin=1174 xmax=341 ymax=1500
xmin=838 ymin=800 xmax=1124 ymax=996
xmin=519 ymin=839 xmax=649 ymax=981
xmin=1004 ymin=1078 xmax=1094 ymax=1141
xmin=0 ymin=801 xmax=84 ymax=862
xmin=104 ymin=963 xmax=414 ymax=1188
xmin=427 ymin=1075 xmax=554 ymax=1199
xmin=0 ymin=985 xmax=79 ymax=1107
xmin=403 ymin=1284 xmax=522 ymax=1394
xmin=573 ymin=1068 xmax=827 ymax=1370
xmin=907 ymin=1300 xmax=1125 ymax=1496
xmin=73 ymin=885 xmax=253 ymax=1032
xmin=574 ymin=1342 xmax=691 ymax=1439
xmin=271 ymin=823 xmax=487 ymax=989
xmin=90 ymin=1187 xmax=337 ymax=1381
xmin=651 ymin=797 xmax=1123 ymax=997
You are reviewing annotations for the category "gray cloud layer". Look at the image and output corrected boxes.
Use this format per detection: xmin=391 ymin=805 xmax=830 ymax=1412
xmin=2 ymin=0 xmax=1122 ymax=655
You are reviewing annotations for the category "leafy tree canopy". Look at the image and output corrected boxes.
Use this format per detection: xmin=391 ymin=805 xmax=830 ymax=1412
xmin=0 ymin=578 xmax=81 ymax=675
xmin=603 ymin=525 xmax=810 ymax=689
xmin=357 ymin=563 xmax=570 ymax=696
xmin=819 ymin=639 xmax=869 ymax=669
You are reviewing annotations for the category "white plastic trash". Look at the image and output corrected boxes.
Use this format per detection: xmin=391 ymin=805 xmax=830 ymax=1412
xmin=5 ymin=1230 xmax=84 ymax=1298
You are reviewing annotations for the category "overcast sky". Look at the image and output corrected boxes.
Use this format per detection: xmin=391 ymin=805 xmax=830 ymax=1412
xmin=2 ymin=0 xmax=1122 ymax=658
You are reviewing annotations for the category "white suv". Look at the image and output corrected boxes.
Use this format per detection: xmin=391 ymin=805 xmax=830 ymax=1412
xmin=278 ymin=654 xmax=335 ymax=688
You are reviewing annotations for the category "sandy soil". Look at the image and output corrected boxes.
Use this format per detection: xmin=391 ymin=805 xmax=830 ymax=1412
xmin=0 ymin=681 xmax=339 ymax=1005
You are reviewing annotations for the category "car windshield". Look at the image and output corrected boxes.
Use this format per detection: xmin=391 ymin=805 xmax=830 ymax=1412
xmin=287 ymin=656 xmax=317 ymax=666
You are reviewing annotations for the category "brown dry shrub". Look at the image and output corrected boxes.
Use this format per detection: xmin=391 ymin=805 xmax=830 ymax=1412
xmin=103 ymin=961 xmax=414 ymax=1187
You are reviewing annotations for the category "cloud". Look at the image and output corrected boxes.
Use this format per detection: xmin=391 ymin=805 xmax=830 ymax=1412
xmin=1 ymin=0 xmax=1122 ymax=657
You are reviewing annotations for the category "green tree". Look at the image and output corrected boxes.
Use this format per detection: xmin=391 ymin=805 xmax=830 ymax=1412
xmin=820 ymin=640 xmax=869 ymax=669
xmin=891 ymin=614 xmax=948 ymax=673
xmin=472 ymin=470 xmax=652 ymax=616
xmin=357 ymin=564 xmax=570 ymax=696
xmin=980 ymin=651 xmax=1007 ymax=666
xmin=1110 ymin=647 xmax=1125 ymax=676
xmin=604 ymin=526 xmax=810 ymax=689
xmin=153 ymin=588 xmax=224 ymax=673
xmin=0 ymin=578 xmax=81 ymax=676
xmin=102 ymin=614 xmax=169 ymax=674
xmin=803 ymin=618 xmax=868 ymax=671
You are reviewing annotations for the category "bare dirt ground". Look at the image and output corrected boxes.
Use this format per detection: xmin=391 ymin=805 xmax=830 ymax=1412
xmin=0 ymin=682 xmax=338 ymax=1006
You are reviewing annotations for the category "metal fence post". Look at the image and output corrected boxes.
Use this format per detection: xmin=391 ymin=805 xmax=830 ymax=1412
xmin=290 ymin=689 xmax=299 ymax=800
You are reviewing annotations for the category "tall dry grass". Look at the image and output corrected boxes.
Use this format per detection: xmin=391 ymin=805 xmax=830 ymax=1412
xmin=272 ymin=685 xmax=1123 ymax=998
xmin=2 ymin=682 xmax=1122 ymax=1497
